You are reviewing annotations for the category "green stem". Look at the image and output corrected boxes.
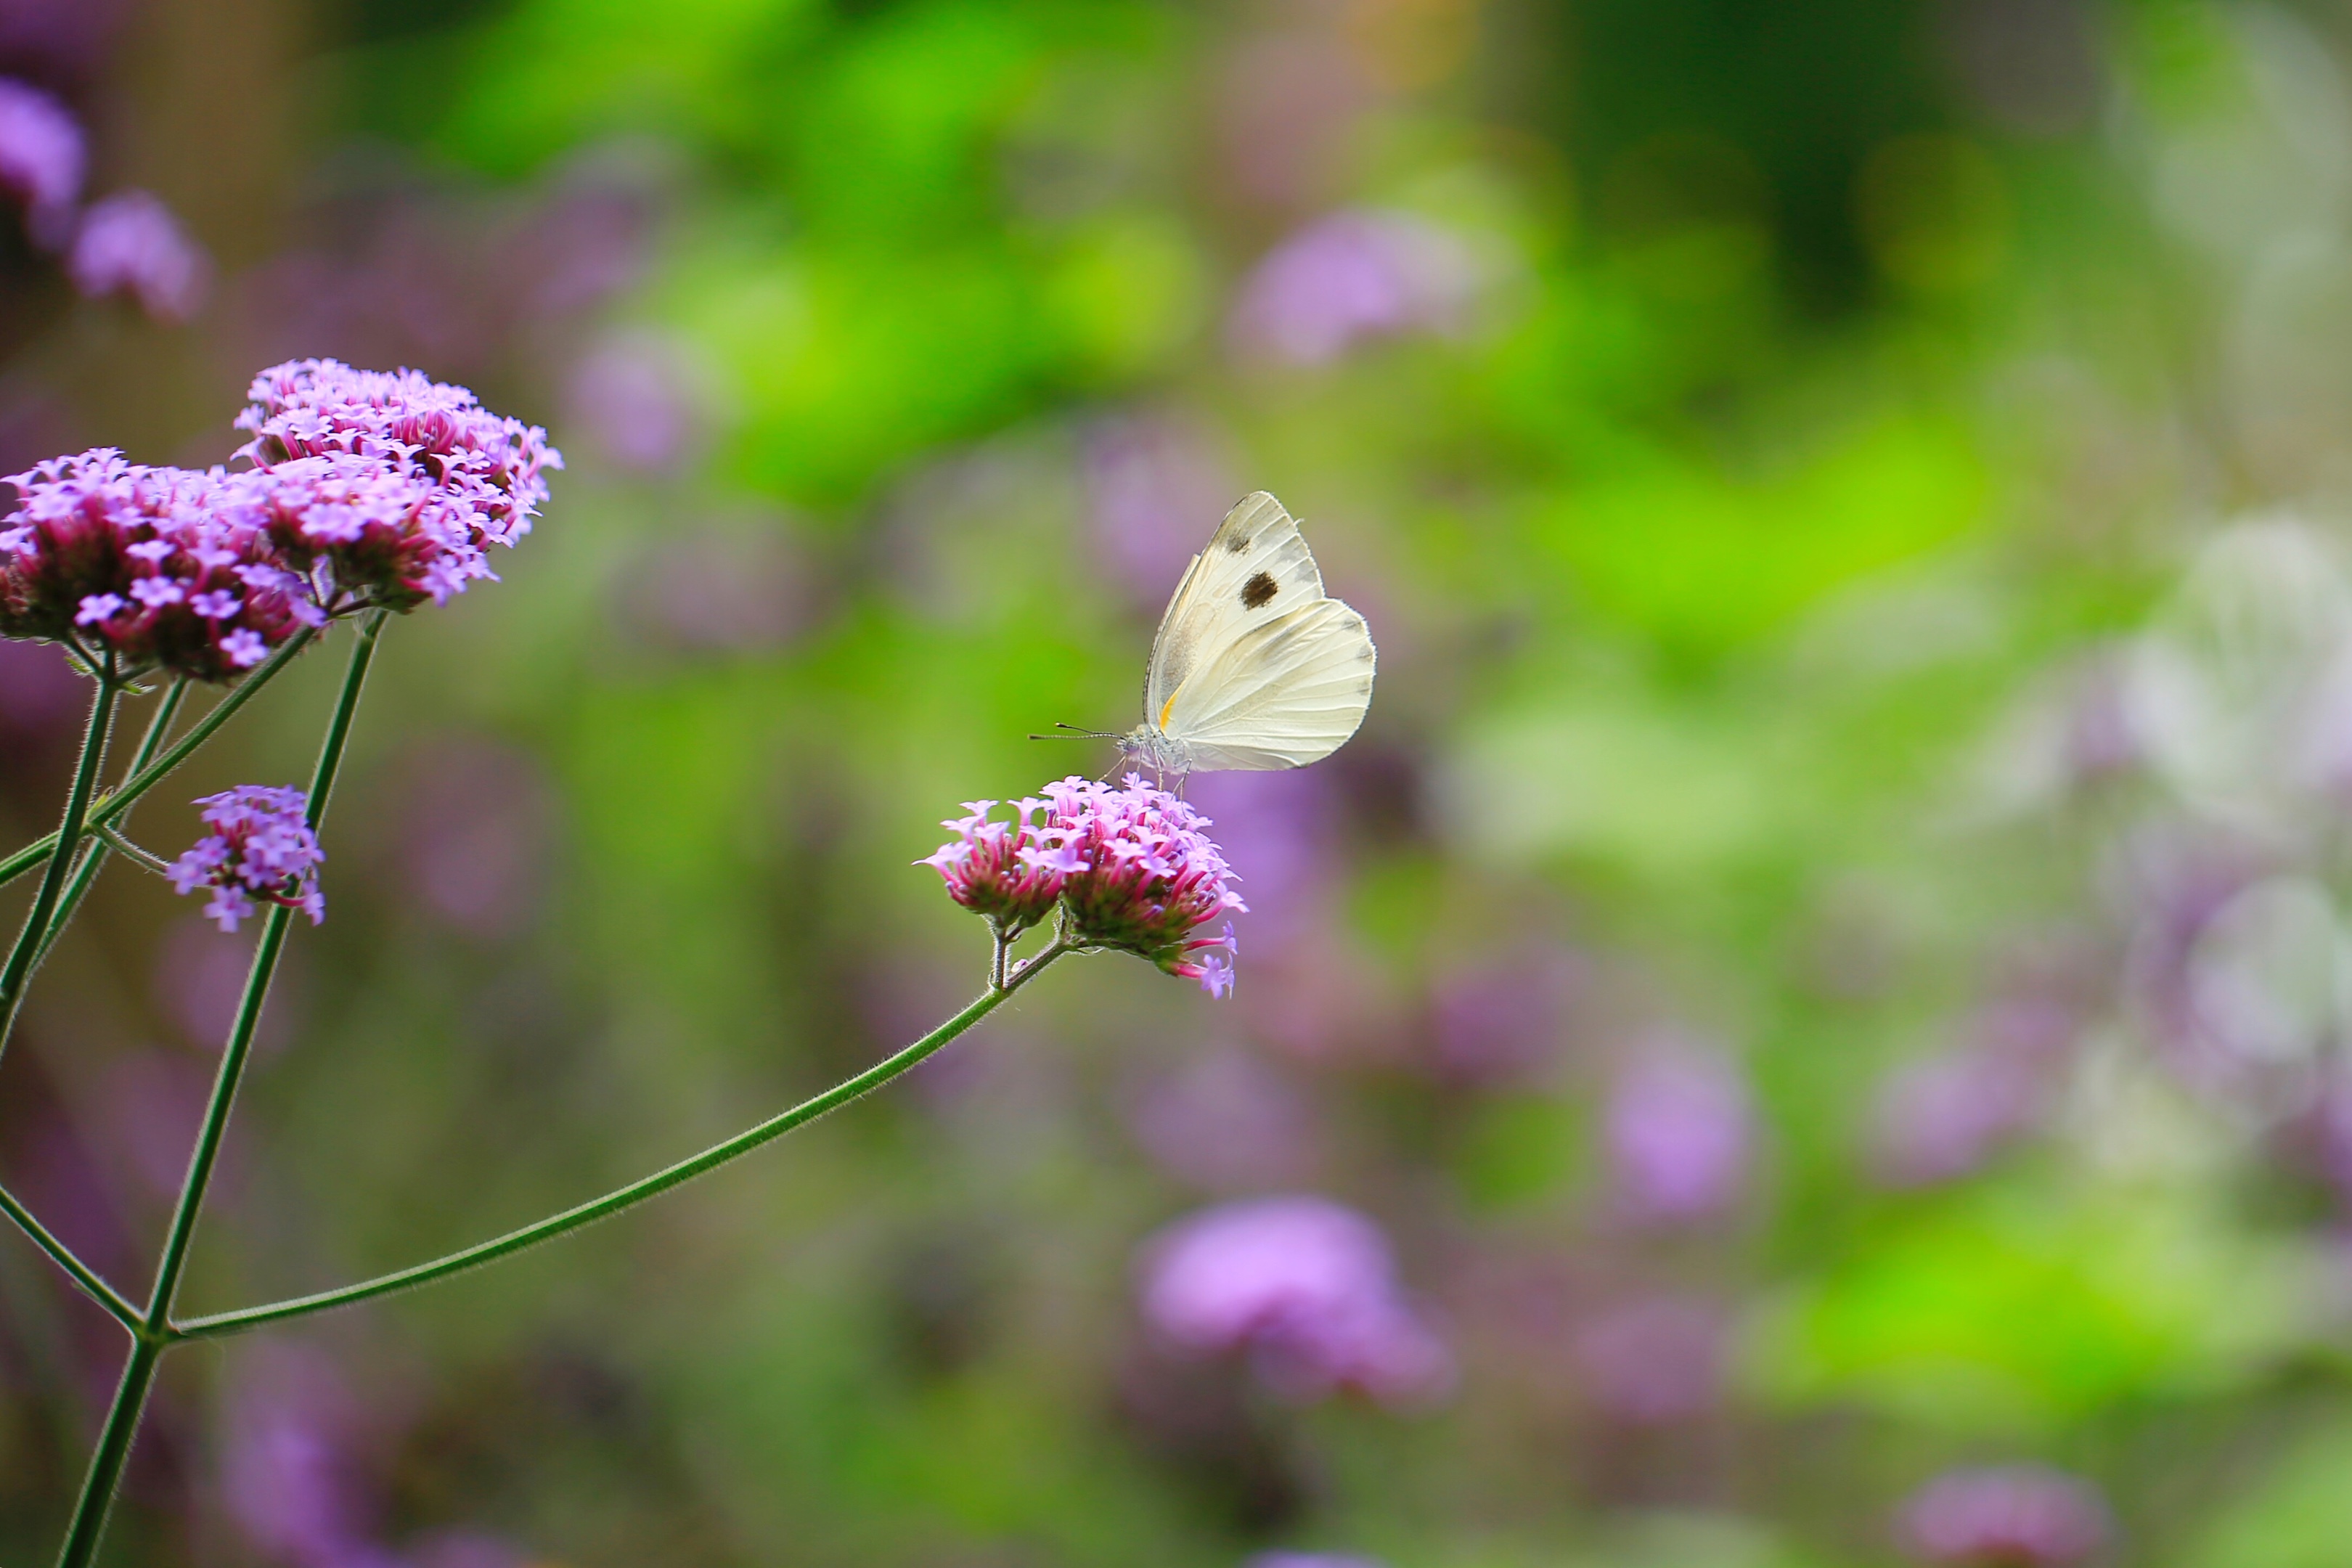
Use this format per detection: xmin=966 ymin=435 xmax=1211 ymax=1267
xmin=0 ymin=1180 xmax=140 ymax=1330
xmin=51 ymin=1342 xmax=162 ymax=1568
xmin=173 ymin=939 xmax=1069 ymax=1341
xmin=0 ymin=663 xmax=119 ymax=1068
xmin=51 ymin=616 xmax=380 ymax=1568
xmin=0 ymin=626 xmax=317 ymax=893
xmin=24 ymin=682 xmax=192 ymax=976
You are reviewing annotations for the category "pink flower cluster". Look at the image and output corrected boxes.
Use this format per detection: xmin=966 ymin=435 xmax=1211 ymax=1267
xmin=918 ymin=775 xmax=1245 ymax=995
xmin=0 ymin=360 xmax=561 ymax=679
xmin=168 ymin=786 xmax=326 ymax=934
xmin=1138 ymin=1196 xmax=1453 ymax=1406
xmin=0 ymin=452 xmax=320 ymax=680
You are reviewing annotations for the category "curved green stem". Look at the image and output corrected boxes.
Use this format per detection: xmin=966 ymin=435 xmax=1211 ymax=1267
xmin=0 ymin=626 xmax=317 ymax=893
xmin=173 ymin=937 xmax=1069 ymax=1340
xmin=52 ymin=616 xmax=378 ymax=1568
xmin=0 ymin=661 xmax=118 ymax=1067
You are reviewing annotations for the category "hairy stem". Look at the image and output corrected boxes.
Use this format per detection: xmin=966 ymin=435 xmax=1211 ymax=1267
xmin=0 ymin=661 xmax=118 ymax=1068
xmin=0 ymin=626 xmax=316 ymax=893
xmin=174 ymin=937 xmax=1070 ymax=1340
xmin=52 ymin=616 xmax=380 ymax=1568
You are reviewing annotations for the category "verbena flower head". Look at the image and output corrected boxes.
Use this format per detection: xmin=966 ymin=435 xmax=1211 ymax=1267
xmin=920 ymin=775 xmax=1244 ymax=995
xmin=0 ymin=78 xmax=82 ymax=242
xmin=0 ymin=449 xmax=321 ymax=680
xmin=918 ymin=796 xmax=1082 ymax=937
xmin=1138 ymin=1195 xmax=1453 ymax=1406
xmin=231 ymin=452 xmax=489 ymax=611
xmin=1046 ymin=774 xmax=1245 ymax=993
xmin=1899 ymin=1467 xmax=2111 ymax=1567
xmin=68 ymin=189 xmax=209 ymax=322
xmin=168 ymin=785 xmax=324 ymax=934
xmin=235 ymin=359 xmax=561 ymax=558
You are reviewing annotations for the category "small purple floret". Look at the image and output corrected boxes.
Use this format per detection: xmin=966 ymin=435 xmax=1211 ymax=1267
xmin=168 ymin=785 xmax=325 ymax=934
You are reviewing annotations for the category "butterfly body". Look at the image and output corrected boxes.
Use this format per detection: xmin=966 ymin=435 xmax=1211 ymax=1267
xmin=1117 ymin=491 xmax=1376 ymax=780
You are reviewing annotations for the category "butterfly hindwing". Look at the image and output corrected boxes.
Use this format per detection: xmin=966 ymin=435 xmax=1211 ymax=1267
xmin=1165 ymin=597 xmax=1376 ymax=770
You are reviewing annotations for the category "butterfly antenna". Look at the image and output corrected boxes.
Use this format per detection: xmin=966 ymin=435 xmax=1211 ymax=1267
xmin=1029 ymin=722 xmax=1118 ymax=741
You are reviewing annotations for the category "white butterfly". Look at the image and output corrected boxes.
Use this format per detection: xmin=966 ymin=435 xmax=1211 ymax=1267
xmin=1116 ymin=491 xmax=1377 ymax=777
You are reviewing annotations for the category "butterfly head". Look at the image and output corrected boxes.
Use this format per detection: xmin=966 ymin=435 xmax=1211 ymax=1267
xmin=1119 ymin=724 xmax=1191 ymax=785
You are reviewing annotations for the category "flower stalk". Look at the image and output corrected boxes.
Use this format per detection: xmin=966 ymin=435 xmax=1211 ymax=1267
xmin=52 ymin=613 xmax=380 ymax=1567
xmin=0 ymin=653 xmax=118 ymax=1065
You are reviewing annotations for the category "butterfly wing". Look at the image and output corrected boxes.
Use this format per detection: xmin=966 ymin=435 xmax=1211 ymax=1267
xmin=1163 ymin=595 xmax=1376 ymax=770
xmin=1144 ymin=492 xmax=1327 ymax=730
xmin=1143 ymin=492 xmax=1376 ymax=772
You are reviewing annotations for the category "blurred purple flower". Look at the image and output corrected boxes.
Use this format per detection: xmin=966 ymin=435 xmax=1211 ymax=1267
xmin=0 ymin=77 xmax=78 ymax=242
xmin=1871 ymin=1048 xmax=2043 ymax=1188
xmin=1138 ymin=1194 xmax=1453 ymax=1406
xmin=99 ymin=1050 xmax=213 ymax=1197
xmin=401 ymin=739 xmax=555 ymax=939
xmin=0 ymin=633 xmax=79 ymax=731
xmin=1428 ymin=944 xmax=1582 ymax=1086
xmin=1574 ymin=1294 xmax=1726 ymax=1425
xmin=168 ymin=785 xmax=323 ymax=934
xmin=223 ymin=1345 xmax=393 ymax=1568
xmin=1246 ymin=1556 xmax=1387 ymax=1568
xmin=1603 ymin=1042 xmax=1755 ymax=1225
xmin=1183 ymin=769 xmax=1331 ymax=950
xmin=621 ymin=526 xmax=817 ymax=656
xmin=153 ymin=914 xmax=299 ymax=1053
xmin=1898 ymin=1465 xmax=2112 ymax=1567
xmin=1228 ymin=211 xmax=1479 ymax=366
xmin=568 ymin=332 xmax=699 ymax=473
xmin=1082 ymin=413 xmax=1237 ymax=608
xmin=1128 ymin=1048 xmax=1323 ymax=1192
xmin=68 ymin=190 xmax=208 ymax=321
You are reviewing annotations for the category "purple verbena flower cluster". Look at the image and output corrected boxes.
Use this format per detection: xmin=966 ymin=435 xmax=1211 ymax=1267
xmin=1138 ymin=1195 xmax=1453 ymax=1406
xmin=0 ymin=360 xmax=561 ymax=679
xmin=1898 ymin=1466 xmax=2112 ymax=1567
xmin=1045 ymin=775 xmax=1244 ymax=992
xmin=168 ymin=786 xmax=326 ymax=934
xmin=918 ymin=774 xmax=1246 ymax=996
xmin=919 ymin=796 xmax=1081 ymax=936
xmin=0 ymin=451 xmax=320 ymax=679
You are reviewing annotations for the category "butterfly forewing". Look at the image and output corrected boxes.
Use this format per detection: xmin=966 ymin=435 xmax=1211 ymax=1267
xmin=1145 ymin=493 xmax=1326 ymax=727
xmin=1143 ymin=491 xmax=1376 ymax=772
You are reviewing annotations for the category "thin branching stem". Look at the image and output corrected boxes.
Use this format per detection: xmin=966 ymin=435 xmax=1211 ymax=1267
xmin=52 ymin=616 xmax=381 ymax=1568
xmin=0 ymin=1181 xmax=141 ymax=1331
xmin=0 ymin=626 xmax=316 ymax=893
xmin=173 ymin=938 xmax=1069 ymax=1341
xmin=0 ymin=658 xmax=118 ymax=1066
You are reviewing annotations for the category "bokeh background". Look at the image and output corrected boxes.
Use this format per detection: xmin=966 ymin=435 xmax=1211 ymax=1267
xmin=7 ymin=0 xmax=2352 ymax=1562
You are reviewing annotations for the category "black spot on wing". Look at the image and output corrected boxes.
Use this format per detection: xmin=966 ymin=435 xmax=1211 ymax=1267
xmin=1241 ymin=571 xmax=1279 ymax=609
xmin=1225 ymin=527 xmax=1251 ymax=553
